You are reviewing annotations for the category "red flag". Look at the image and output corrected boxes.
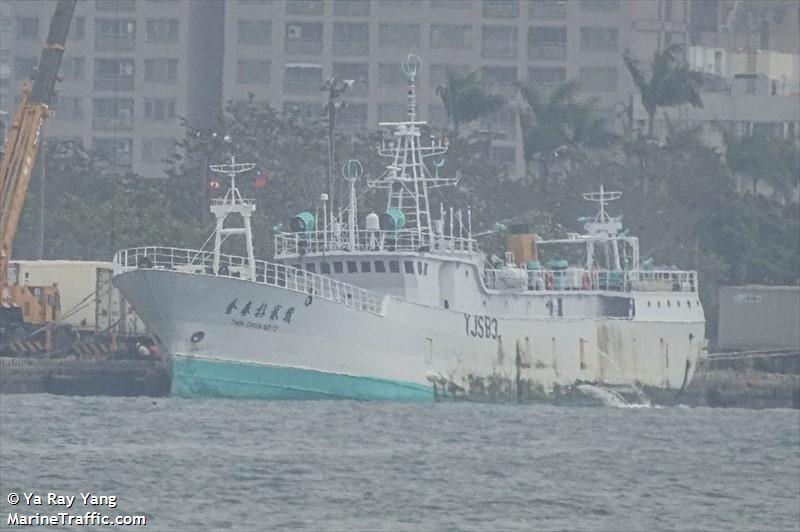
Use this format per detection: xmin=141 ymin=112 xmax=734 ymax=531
xmin=254 ymin=169 xmax=268 ymax=189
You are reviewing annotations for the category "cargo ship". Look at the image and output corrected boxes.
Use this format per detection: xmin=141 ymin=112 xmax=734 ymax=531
xmin=111 ymin=56 xmax=706 ymax=402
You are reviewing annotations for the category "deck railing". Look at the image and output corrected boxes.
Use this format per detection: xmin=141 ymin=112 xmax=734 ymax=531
xmin=113 ymin=247 xmax=386 ymax=315
xmin=483 ymin=267 xmax=698 ymax=293
xmin=274 ymin=229 xmax=479 ymax=258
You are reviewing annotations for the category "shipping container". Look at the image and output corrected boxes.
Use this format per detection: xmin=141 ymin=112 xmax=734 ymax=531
xmin=717 ymin=286 xmax=800 ymax=351
xmin=7 ymin=260 xmax=145 ymax=334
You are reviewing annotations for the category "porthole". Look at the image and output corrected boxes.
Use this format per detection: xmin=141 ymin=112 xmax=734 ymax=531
xmin=647 ymin=301 xmax=652 ymax=308
xmin=190 ymin=331 xmax=205 ymax=343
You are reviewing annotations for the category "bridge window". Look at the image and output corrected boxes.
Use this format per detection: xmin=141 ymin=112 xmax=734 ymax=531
xmin=347 ymin=261 xmax=358 ymax=273
xmin=404 ymin=261 xmax=414 ymax=274
xmin=389 ymin=260 xmax=400 ymax=273
xmin=417 ymin=261 xmax=423 ymax=274
xmin=667 ymin=300 xmax=671 ymax=308
xmin=444 ymin=299 xmax=449 ymax=309
xmin=647 ymin=301 xmax=651 ymax=308
xmin=305 ymin=263 xmax=316 ymax=273
xmin=375 ymin=260 xmax=386 ymax=273
xmin=687 ymin=300 xmax=691 ymax=308
xmin=361 ymin=261 xmax=371 ymax=273
xmin=334 ymin=261 xmax=344 ymax=273
xmin=657 ymin=301 xmax=661 ymax=308
xmin=321 ymin=262 xmax=331 ymax=274
xmin=424 ymin=263 xmax=429 ymax=275
xmin=677 ymin=300 xmax=681 ymax=307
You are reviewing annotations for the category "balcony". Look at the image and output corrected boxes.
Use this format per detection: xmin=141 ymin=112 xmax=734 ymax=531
xmin=285 ymin=39 xmax=323 ymax=55
xmin=95 ymin=33 xmax=135 ymax=52
xmin=482 ymin=45 xmax=517 ymax=59
xmin=94 ymin=75 xmax=134 ymax=91
xmin=92 ymin=116 xmax=133 ymax=130
xmin=528 ymin=44 xmax=566 ymax=61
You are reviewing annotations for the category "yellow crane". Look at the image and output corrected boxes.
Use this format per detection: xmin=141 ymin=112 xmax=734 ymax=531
xmin=0 ymin=0 xmax=77 ymax=330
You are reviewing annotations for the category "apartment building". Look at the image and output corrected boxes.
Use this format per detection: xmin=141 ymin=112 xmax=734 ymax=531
xmin=0 ymin=0 xmax=221 ymax=177
xmin=223 ymin=0 xmax=691 ymax=174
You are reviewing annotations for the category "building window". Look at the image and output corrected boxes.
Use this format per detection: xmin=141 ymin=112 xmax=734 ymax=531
xmin=580 ymin=27 xmax=618 ymax=52
xmin=285 ymin=22 xmax=324 ymax=55
xmin=16 ymin=17 xmax=39 ymax=40
xmin=379 ymin=22 xmax=420 ymax=48
xmin=142 ymin=137 xmax=176 ymax=163
xmin=333 ymin=22 xmax=369 ymax=56
xmin=528 ymin=27 xmax=566 ymax=60
xmin=321 ymin=262 xmax=331 ymax=274
xmin=51 ymin=96 xmax=84 ymax=122
xmin=430 ymin=25 xmax=472 ymax=49
xmin=144 ymin=58 xmax=178 ymax=83
xmin=378 ymin=63 xmax=407 ymax=87
xmin=431 ymin=0 xmax=472 ymax=8
xmin=238 ymin=20 xmax=271 ymax=45
xmin=143 ymin=98 xmax=176 ymax=122
xmin=94 ymin=58 xmax=135 ymax=90
xmin=332 ymin=63 xmax=368 ymax=96
xmin=93 ymin=137 xmax=133 ymax=168
xmin=92 ymin=97 xmax=134 ymax=130
xmin=95 ymin=19 xmax=136 ymax=51
xmin=482 ymin=25 xmax=517 ymax=59
xmin=404 ymin=261 xmax=415 ymax=274
xmin=579 ymin=0 xmax=619 ymax=11
xmin=286 ymin=0 xmax=323 ymax=15
xmin=529 ymin=0 xmax=566 ymax=20
xmin=96 ymin=0 xmax=136 ymax=10
xmin=374 ymin=260 xmax=386 ymax=273
xmin=578 ymin=66 xmax=617 ymax=92
xmin=334 ymin=0 xmax=370 ymax=16
xmin=237 ymin=59 xmax=270 ymax=84
xmin=527 ymin=67 xmax=566 ymax=94
xmin=146 ymin=19 xmax=179 ymax=43
xmin=389 ymin=261 xmax=400 ymax=273
xmin=333 ymin=261 xmax=344 ymax=273
xmin=13 ymin=56 xmax=37 ymax=80
xmin=61 ymin=57 xmax=85 ymax=81
xmin=347 ymin=261 xmax=358 ymax=273
xmin=284 ymin=64 xmax=321 ymax=94
xmin=69 ymin=17 xmax=86 ymax=40
xmin=361 ymin=261 xmax=371 ymax=273
xmin=482 ymin=0 xmax=518 ymax=18
xmin=306 ymin=263 xmax=316 ymax=273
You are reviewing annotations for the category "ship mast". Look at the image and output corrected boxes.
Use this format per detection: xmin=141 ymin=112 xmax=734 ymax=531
xmin=368 ymin=54 xmax=456 ymax=246
xmin=209 ymin=156 xmax=257 ymax=280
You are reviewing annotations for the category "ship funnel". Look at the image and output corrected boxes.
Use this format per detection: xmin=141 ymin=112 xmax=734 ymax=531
xmin=505 ymin=224 xmax=537 ymax=266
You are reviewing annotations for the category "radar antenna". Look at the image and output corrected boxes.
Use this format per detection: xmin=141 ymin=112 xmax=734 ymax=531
xmin=583 ymin=185 xmax=621 ymax=223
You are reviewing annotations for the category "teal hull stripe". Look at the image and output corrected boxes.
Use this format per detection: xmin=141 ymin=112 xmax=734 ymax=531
xmin=171 ymin=355 xmax=432 ymax=402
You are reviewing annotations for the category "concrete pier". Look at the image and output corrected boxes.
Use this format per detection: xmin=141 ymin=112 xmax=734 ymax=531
xmin=0 ymin=357 xmax=170 ymax=396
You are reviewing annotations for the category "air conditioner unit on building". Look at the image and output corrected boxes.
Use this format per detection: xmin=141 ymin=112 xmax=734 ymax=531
xmin=287 ymin=25 xmax=302 ymax=39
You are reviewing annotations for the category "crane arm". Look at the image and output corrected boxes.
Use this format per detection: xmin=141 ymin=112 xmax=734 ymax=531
xmin=0 ymin=0 xmax=77 ymax=285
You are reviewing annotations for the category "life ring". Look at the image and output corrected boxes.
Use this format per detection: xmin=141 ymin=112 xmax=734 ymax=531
xmin=582 ymin=272 xmax=592 ymax=290
xmin=545 ymin=272 xmax=554 ymax=290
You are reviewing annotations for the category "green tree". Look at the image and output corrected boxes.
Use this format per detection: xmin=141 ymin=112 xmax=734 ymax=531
xmin=623 ymin=44 xmax=704 ymax=138
xmin=518 ymin=80 xmax=613 ymax=190
xmin=435 ymin=68 xmax=505 ymax=135
xmin=724 ymin=132 xmax=800 ymax=200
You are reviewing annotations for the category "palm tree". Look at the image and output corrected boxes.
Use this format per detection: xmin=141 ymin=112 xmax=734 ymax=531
xmin=518 ymin=80 xmax=613 ymax=188
xmin=623 ymin=44 xmax=704 ymax=138
xmin=435 ymin=68 xmax=505 ymax=135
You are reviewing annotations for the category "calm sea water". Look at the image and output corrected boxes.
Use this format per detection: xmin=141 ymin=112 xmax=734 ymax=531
xmin=1 ymin=396 xmax=798 ymax=532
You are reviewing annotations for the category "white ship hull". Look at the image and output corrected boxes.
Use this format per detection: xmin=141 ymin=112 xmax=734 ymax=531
xmin=113 ymin=268 xmax=704 ymax=402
